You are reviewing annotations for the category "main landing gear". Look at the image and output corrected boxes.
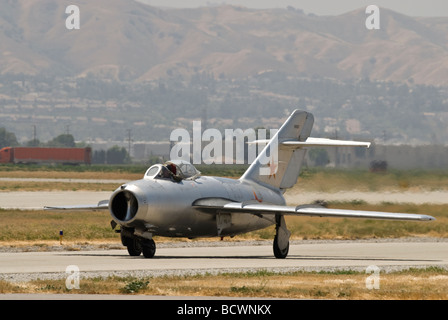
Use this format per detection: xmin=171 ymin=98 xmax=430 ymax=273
xmin=117 ymin=217 xmax=291 ymax=259
xmin=273 ymin=215 xmax=291 ymax=259
xmin=120 ymin=229 xmax=156 ymax=258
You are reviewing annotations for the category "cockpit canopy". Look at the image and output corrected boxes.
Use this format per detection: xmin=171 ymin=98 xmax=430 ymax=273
xmin=144 ymin=160 xmax=201 ymax=181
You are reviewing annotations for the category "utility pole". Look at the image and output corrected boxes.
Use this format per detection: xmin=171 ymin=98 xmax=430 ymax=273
xmin=127 ymin=129 xmax=132 ymax=158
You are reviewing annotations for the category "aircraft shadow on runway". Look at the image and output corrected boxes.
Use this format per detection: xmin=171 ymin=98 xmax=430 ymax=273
xmin=60 ymin=252 xmax=440 ymax=263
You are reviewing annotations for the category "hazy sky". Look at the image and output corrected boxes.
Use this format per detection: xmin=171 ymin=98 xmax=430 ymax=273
xmin=139 ymin=0 xmax=448 ymax=17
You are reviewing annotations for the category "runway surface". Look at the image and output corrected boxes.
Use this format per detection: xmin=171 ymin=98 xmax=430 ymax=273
xmin=1 ymin=241 xmax=447 ymax=282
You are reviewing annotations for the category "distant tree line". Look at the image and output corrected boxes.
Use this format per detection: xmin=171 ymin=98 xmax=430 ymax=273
xmin=26 ymin=134 xmax=76 ymax=148
xmin=0 ymin=127 xmax=19 ymax=148
xmin=92 ymin=146 xmax=130 ymax=165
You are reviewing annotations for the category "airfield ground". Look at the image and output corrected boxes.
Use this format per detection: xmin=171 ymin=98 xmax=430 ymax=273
xmin=0 ymin=167 xmax=447 ymax=299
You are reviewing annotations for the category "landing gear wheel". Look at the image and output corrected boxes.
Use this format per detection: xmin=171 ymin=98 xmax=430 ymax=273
xmin=126 ymin=238 xmax=142 ymax=256
xmin=121 ymin=231 xmax=142 ymax=256
xmin=142 ymin=239 xmax=156 ymax=258
xmin=273 ymin=235 xmax=289 ymax=259
xmin=273 ymin=215 xmax=290 ymax=259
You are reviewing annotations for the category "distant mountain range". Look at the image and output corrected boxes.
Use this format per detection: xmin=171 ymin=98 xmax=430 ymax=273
xmin=1 ymin=0 xmax=448 ymax=86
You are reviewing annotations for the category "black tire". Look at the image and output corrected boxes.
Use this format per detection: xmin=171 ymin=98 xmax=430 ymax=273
xmin=126 ymin=238 xmax=142 ymax=257
xmin=273 ymin=235 xmax=289 ymax=259
xmin=142 ymin=239 xmax=156 ymax=258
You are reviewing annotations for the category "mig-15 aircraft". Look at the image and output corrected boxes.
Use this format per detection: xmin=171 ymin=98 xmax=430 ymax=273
xmin=46 ymin=110 xmax=434 ymax=258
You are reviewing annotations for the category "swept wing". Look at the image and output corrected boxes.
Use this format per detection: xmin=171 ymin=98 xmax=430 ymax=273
xmin=193 ymin=199 xmax=435 ymax=221
xmin=44 ymin=200 xmax=109 ymax=211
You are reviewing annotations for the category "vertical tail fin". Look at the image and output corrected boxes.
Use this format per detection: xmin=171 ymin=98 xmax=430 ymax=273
xmin=240 ymin=110 xmax=314 ymax=191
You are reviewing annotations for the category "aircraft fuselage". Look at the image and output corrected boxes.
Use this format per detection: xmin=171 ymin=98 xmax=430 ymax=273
xmin=109 ymin=176 xmax=284 ymax=238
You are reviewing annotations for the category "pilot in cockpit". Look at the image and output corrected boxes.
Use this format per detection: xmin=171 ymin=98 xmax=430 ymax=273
xmin=160 ymin=166 xmax=172 ymax=179
xmin=166 ymin=163 xmax=177 ymax=175
xmin=146 ymin=160 xmax=200 ymax=182
xmin=160 ymin=163 xmax=182 ymax=182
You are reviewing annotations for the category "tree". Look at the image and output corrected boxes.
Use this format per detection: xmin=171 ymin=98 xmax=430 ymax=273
xmin=0 ymin=128 xmax=19 ymax=148
xmin=26 ymin=139 xmax=41 ymax=147
xmin=93 ymin=150 xmax=106 ymax=164
xmin=106 ymin=146 xmax=129 ymax=164
xmin=47 ymin=134 xmax=75 ymax=147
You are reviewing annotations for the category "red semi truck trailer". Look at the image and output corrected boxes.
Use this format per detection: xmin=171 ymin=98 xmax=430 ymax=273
xmin=0 ymin=147 xmax=92 ymax=165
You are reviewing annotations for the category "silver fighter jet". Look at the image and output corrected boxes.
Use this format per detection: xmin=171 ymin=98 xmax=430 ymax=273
xmin=46 ymin=110 xmax=435 ymax=258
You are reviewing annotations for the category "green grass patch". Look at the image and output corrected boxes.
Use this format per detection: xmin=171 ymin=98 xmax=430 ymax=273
xmin=0 ymin=209 xmax=116 ymax=242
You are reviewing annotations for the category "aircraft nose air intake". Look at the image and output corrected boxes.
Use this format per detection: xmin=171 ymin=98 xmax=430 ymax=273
xmin=110 ymin=190 xmax=139 ymax=222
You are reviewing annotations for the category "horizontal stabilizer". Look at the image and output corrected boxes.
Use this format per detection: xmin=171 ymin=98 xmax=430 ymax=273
xmin=249 ymin=137 xmax=371 ymax=148
xmin=282 ymin=137 xmax=371 ymax=148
